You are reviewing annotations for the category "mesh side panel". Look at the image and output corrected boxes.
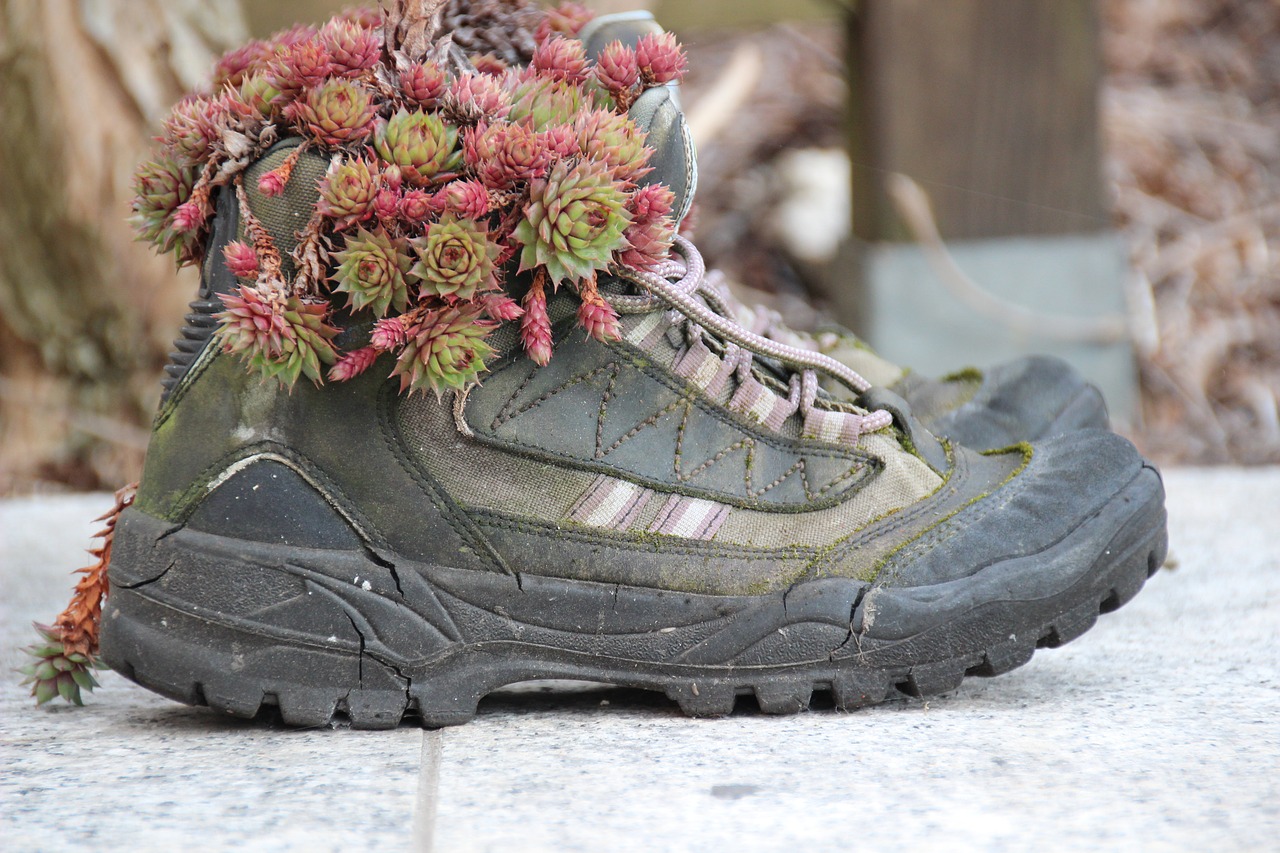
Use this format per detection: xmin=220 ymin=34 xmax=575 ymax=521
xmin=242 ymin=141 xmax=329 ymax=279
xmin=713 ymin=432 xmax=942 ymax=549
xmin=398 ymin=392 xmax=594 ymax=519
xmin=398 ymin=384 xmax=941 ymax=551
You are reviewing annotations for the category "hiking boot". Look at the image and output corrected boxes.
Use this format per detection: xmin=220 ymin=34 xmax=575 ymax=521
xmin=579 ymin=10 xmax=1111 ymax=450
xmin=99 ymin=7 xmax=1166 ymax=728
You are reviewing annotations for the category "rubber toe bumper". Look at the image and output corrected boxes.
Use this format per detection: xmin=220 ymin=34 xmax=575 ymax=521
xmin=927 ymin=355 xmax=1109 ymax=449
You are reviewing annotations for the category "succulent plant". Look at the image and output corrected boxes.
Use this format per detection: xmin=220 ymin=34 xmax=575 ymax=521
xmin=269 ymin=38 xmax=333 ymax=102
xmin=131 ymin=157 xmax=197 ymax=255
xmin=18 ymin=623 xmax=102 ymax=706
xmin=576 ymin=109 xmax=652 ymax=182
xmin=215 ymin=286 xmax=339 ymax=386
xmin=482 ymin=293 xmax=524 ymax=322
xmin=212 ymin=39 xmax=274 ymax=89
xmin=321 ymin=20 xmax=381 ymax=76
xmin=536 ymin=1 xmax=595 ymax=43
xmin=161 ymin=98 xmax=220 ymax=164
xmin=507 ymin=74 xmax=586 ymax=131
xmin=129 ymin=0 xmax=685 ymax=389
xmin=578 ymin=287 xmax=620 ymax=342
xmin=634 ymin=32 xmax=687 ymax=86
xmin=520 ymin=274 xmax=553 ymax=366
xmin=445 ymin=73 xmax=511 ymax=124
xmin=318 ymin=158 xmax=380 ymax=230
xmin=331 ymin=228 xmax=413 ymax=318
xmin=531 ymin=36 xmax=588 ymax=84
xmin=393 ymin=306 xmax=497 ymax=396
xmin=400 ymin=61 xmax=449 ymax=109
xmin=410 ymin=213 xmax=500 ymax=302
xmin=223 ymin=241 xmax=261 ymax=279
xmin=439 ymin=179 xmax=491 ymax=219
xmin=240 ymin=73 xmax=284 ymax=118
xmin=371 ymin=314 xmax=410 ymax=351
xmin=373 ymin=109 xmax=462 ymax=187
xmin=399 ymin=188 xmax=440 ymax=223
xmin=328 ymin=345 xmax=380 ymax=382
xmin=288 ymin=78 xmax=379 ymax=147
xmin=594 ymin=40 xmax=640 ymax=101
xmin=515 ymin=159 xmax=632 ymax=285
xmin=619 ymin=184 xmax=677 ymax=271
xmin=466 ymin=122 xmax=551 ymax=189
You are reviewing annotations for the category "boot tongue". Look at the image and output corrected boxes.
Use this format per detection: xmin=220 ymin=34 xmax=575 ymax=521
xmin=576 ymin=12 xmax=698 ymax=227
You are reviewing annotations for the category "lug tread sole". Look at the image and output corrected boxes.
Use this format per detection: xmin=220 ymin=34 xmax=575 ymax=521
xmin=102 ymin=526 xmax=1167 ymax=729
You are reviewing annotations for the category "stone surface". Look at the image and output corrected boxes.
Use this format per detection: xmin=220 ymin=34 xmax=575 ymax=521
xmin=861 ymin=233 xmax=1139 ymax=425
xmin=0 ymin=494 xmax=423 ymax=851
xmin=2 ymin=469 xmax=1277 ymax=851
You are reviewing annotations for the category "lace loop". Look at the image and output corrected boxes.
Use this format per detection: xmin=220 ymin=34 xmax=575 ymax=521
xmin=614 ymin=237 xmax=894 ymax=445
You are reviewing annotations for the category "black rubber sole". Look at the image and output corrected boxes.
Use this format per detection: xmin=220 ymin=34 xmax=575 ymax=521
xmin=100 ymin=468 xmax=1166 ymax=729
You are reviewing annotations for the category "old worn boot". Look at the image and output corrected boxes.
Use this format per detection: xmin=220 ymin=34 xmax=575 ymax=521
xmin=100 ymin=4 xmax=1165 ymax=728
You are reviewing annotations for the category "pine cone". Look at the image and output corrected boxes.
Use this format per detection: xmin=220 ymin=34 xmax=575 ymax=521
xmin=442 ymin=0 xmax=542 ymax=66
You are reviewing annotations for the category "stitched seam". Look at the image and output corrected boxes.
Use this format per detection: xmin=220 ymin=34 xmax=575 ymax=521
xmin=494 ymin=362 xmax=618 ymax=428
xmin=381 ymin=385 xmax=511 ymax=574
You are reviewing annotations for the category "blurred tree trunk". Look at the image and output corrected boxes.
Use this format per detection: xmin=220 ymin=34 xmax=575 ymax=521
xmin=0 ymin=0 xmax=246 ymax=493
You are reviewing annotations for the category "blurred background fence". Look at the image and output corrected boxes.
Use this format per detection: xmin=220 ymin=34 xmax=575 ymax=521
xmin=1 ymin=0 xmax=1277 ymax=494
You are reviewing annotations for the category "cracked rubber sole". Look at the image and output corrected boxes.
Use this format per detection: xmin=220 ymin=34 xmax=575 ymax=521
xmin=100 ymin=468 xmax=1166 ymax=729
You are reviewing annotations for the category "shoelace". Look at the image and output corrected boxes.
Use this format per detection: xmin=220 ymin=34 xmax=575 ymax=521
xmin=612 ymin=236 xmax=894 ymax=444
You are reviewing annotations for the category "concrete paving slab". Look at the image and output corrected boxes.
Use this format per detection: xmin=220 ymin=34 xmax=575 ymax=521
xmin=0 ymin=494 xmax=423 ymax=852
xmin=2 ymin=469 xmax=1277 ymax=851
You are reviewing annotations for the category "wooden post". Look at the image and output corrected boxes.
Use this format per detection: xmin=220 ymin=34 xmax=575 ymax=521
xmin=837 ymin=0 xmax=1137 ymax=423
xmin=847 ymin=0 xmax=1109 ymax=242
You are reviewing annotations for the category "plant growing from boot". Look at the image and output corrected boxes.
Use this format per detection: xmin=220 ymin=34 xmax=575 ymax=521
xmin=24 ymin=1 xmax=685 ymax=706
xmin=18 ymin=485 xmax=136 ymax=706
xmin=130 ymin=0 xmax=685 ymax=393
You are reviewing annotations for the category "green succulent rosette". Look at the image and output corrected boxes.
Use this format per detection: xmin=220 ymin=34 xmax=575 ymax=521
xmin=331 ymin=228 xmax=413 ymax=318
xmin=394 ymin=306 xmax=497 ymax=396
xmin=216 ymin=288 xmax=339 ymax=386
xmin=409 ymin=214 xmax=501 ymax=302
xmin=514 ymin=159 xmax=633 ymax=284
xmin=374 ymin=109 xmax=463 ymax=187
xmin=130 ymin=157 xmax=197 ymax=257
xmin=18 ymin=623 xmax=103 ymax=706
